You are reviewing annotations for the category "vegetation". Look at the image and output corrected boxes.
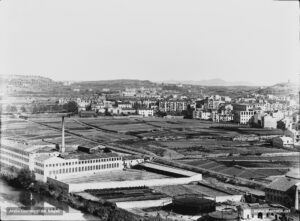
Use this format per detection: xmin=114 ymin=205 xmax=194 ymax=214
xmin=62 ymin=101 xmax=78 ymax=113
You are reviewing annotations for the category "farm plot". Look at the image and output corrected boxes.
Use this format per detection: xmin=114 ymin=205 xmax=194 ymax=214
xmin=178 ymin=158 xmax=288 ymax=182
xmin=98 ymin=123 xmax=157 ymax=134
xmin=157 ymin=139 xmax=289 ymax=156
xmin=72 ymin=129 xmax=137 ymax=142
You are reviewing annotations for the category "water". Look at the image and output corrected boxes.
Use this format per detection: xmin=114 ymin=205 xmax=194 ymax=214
xmin=0 ymin=179 xmax=99 ymax=221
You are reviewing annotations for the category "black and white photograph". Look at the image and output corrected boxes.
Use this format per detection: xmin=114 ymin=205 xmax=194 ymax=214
xmin=0 ymin=0 xmax=299 ymax=220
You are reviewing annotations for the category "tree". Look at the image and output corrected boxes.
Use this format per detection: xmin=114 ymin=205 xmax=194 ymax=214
xmin=277 ymin=120 xmax=286 ymax=130
xmin=16 ymin=168 xmax=35 ymax=188
xmin=63 ymin=101 xmax=78 ymax=113
xmin=10 ymin=105 xmax=17 ymax=112
xmin=104 ymin=108 xmax=111 ymax=116
xmin=183 ymin=104 xmax=194 ymax=119
xmin=20 ymin=106 xmax=27 ymax=112
xmin=86 ymin=103 xmax=92 ymax=111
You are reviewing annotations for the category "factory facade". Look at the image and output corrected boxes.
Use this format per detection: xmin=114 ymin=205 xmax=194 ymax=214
xmin=0 ymin=139 xmax=125 ymax=182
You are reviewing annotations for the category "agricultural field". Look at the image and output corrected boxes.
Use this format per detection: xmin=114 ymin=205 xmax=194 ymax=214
xmin=1 ymin=115 xmax=296 ymax=183
xmin=178 ymin=159 xmax=290 ymax=183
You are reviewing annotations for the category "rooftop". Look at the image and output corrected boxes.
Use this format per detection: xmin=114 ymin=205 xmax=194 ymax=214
xmin=59 ymin=152 xmax=120 ymax=160
xmin=140 ymin=162 xmax=198 ymax=177
xmin=266 ymin=176 xmax=300 ymax=192
xmin=59 ymin=168 xmax=170 ymax=184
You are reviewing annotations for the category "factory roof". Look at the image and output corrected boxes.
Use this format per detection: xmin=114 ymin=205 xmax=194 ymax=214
xmin=34 ymin=154 xmax=57 ymax=162
xmin=123 ymin=155 xmax=144 ymax=160
xmin=1 ymin=139 xmax=56 ymax=153
xmin=141 ymin=162 xmax=198 ymax=177
xmin=265 ymin=176 xmax=300 ymax=192
xmin=59 ymin=152 xmax=120 ymax=160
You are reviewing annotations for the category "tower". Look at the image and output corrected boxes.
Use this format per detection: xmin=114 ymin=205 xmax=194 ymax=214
xmin=61 ymin=116 xmax=65 ymax=153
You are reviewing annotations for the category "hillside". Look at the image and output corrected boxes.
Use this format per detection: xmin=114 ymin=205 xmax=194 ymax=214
xmin=161 ymin=78 xmax=254 ymax=86
xmin=0 ymin=75 xmax=65 ymax=95
xmin=70 ymin=79 xmax=158 ymax=90
xmin=257 ymin=81 xmax=298 ymax=95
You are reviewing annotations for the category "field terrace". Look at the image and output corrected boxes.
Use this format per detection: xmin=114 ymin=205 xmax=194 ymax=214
xmin=178 ymin=159 xmax=290 ymax=184
xmin=33 ymin=118 xmax=138 ymax=142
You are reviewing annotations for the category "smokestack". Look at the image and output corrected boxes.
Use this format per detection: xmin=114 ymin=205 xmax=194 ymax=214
xmin=295 ymin=183 xmax=300 ymax=211
xmin=61 ymin=116 xmax=65 ymax=153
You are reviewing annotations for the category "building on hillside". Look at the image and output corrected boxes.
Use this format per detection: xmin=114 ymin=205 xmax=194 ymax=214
xmin=234 ymin=111 xmax=255 ymax=124
xmin=193 ymin=109 xmax=212 ymax=120
xmin=138 ymin=109 xmax=154 ymax=117
xmin=272 ymin=110 xmax=284 ymax=122
xmin=272 ymin=136 xmax=294 ymax=148
xmin=285 ymin=129 xmax=300 ymax=146
xmin=118 ymin=102 xmax=132 ymax=109
xmin=232 ymin=104 xmax=254 ymax=112
xmin=159 ymin=100 xmax=187 ymax=113
xmin=262 ymin=115 xmax=277 ymax=129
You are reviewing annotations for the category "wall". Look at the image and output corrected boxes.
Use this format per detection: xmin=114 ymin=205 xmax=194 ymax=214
xmin=214 ymin=195 xmax=243 ymax=203
xmin=116 ymin=197 xmax=172 ymax=209
xmin=47 ymin=177 xmax=70 ymax=192
xmin=67 ymin=174 xmax=202 ymax=193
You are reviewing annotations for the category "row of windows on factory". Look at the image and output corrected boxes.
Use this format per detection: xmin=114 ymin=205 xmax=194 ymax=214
xmin=1 ymin=150 xmax=30 ymax=162
xmin=44 ymin=157 xmax=121 ymax=168
xmin=1 ymin=146 xmax=29 ymax=156
xmin=267 ymin=194 xmax=287 ymax=203
xmin=1 ymin=157 xmax=29 ymax=168
xmin=47 ymin=163 xmax=120 ymax=175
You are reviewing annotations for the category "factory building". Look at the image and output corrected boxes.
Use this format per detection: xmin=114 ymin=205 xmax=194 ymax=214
xmin=34 ymin=152 xmax=123 ymax=182
xmin=0 ymin=139 xmax=59 ymax=172
xmin=1 ymin=115 xmax=126 ymax=182
xmin=264 ymin=169 xmax=300 ymax=211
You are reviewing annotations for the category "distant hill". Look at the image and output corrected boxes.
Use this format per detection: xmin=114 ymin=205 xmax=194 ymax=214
xmin=70 ymin=79 xmax=158 ymax=90
xmin=257 ymin=81 xmax=298 ymax=95
xmin=161 ymin=78 xmax=255 ymax=86
xmin=0 ymin=75 xmax=64 ymax=93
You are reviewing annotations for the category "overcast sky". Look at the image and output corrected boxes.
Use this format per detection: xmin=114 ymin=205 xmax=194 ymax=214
xmin=0 ymin=0 xmax=299 ymax=85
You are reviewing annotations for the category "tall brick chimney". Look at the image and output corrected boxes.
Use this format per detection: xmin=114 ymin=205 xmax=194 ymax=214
xmin=61 ymin=116 xmax=65 ymax=153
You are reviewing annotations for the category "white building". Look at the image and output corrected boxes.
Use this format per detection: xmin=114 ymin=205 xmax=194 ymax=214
xmin=35 ymin=152 xmax=123 ymax=182
xmin=138 ymin=109 xmax=154 ymax=117
xmin=0 ymin=139 xmax=124 ymax=182
xmin=272 ymin=136 xmax=294 ymax=148
xmin=193 ymin=109 xmax=212 ymax=120
xmin=123 ymin=155 xmax=144 ymax=168
xmin=234 ymin=111 xmax=255 ymax=124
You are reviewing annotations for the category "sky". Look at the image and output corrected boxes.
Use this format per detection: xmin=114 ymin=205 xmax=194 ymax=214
xmin=0 ymin=0 xmax=299 ymax=85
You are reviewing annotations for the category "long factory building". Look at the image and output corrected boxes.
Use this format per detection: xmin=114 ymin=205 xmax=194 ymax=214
xmin=0 ymin=139 xmax=125 ymax=182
